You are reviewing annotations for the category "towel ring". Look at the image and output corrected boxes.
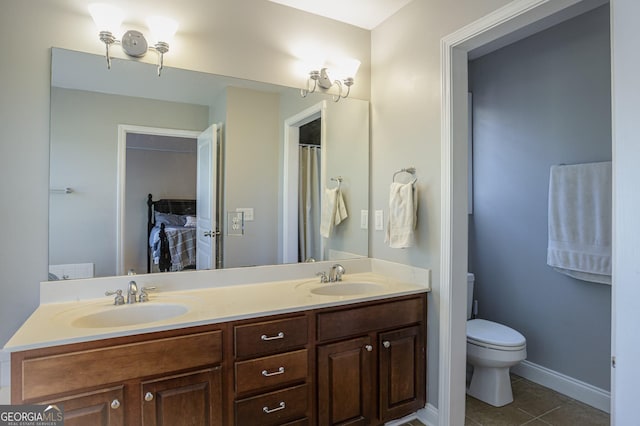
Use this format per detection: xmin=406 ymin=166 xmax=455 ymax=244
xmin=393 ymin=167 xmax=417 ymax=183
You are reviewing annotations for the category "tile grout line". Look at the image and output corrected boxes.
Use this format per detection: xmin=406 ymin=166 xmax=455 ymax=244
xmin=520 ymin=405 xmax=563 ymax=425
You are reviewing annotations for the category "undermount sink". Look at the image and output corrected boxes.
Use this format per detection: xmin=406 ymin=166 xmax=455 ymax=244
xmin=310 ymin=282 xmax=384 ymax=296
xmin=71 ymin=303 xmax=189 ymax=328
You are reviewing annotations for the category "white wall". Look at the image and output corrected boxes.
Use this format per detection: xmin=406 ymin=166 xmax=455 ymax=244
xmin=0 ymin=0 xmax=370 ymax=348
xmin=370 ymin=0 xmax=512 ymax=406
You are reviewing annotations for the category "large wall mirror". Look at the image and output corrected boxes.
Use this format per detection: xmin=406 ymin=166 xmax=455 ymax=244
xmin=49 ymin=48 xmax=369 ymax=279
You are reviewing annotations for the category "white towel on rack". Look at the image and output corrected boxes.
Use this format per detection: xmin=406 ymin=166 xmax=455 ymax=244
xmin=547 ymin=161 xmax=612 ymax=284
xmin=320 ymin=187 xmax=348 ymax=238
xmin=385 ymin=181 xmax=418 ymax=248
xmin=335 ymin=189 xmax=348 ymax=226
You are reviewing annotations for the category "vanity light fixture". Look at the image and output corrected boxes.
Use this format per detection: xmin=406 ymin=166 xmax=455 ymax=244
xmin=88 ymin=3 xmax=178 ymax=76
xmin=300 ymin=58 xmax=361 ymax=102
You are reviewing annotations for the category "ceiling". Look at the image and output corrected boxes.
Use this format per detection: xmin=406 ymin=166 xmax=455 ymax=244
xmin=267 ymin=0 xmax=413 ymax=30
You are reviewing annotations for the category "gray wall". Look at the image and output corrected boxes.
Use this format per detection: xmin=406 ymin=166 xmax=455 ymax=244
xmin=468 ymin=5 xmax=611 ymax=390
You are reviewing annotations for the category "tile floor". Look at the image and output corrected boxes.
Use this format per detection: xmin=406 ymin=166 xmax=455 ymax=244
xmin=399 ymin=375 xmax=610 ymax=426
xmin=465 ymin=375 xmax=610 ymax=426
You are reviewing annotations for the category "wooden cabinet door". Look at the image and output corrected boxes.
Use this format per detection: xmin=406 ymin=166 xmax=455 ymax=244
xmin=141 ymin=368 xmax=222 ymax=426
xmin=378 ymin=326 xmax=425 ymax=422
xmin=317 ymin=336 xmax=373 ymax=426
xmin=43 ymin=386 xmax=124 ymax=426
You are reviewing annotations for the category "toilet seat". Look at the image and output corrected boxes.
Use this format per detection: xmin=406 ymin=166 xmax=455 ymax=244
xmin=467 ymin=319 xmax=526 ymax=351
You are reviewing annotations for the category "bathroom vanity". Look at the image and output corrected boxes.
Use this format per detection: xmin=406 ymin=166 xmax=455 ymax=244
xmin=6 ymin=260 xmax=430 ymax=425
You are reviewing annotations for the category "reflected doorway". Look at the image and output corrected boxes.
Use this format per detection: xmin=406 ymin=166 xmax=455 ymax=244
xmin=116 ymin=125 xmax=201 ymax=275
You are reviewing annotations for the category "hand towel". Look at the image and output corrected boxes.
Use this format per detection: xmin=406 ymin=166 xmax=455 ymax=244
xmin=320 ymin=187 xmax=338 ymax=238
xmin=320 ymin=187 xmax=348 ymax=238
xmin=385 ymin=181 xmax=418 ymax=248
xmin=334 ymin=189 xmax=348 ymax=226
xmin=547 ymin=161 xmax=612 ymax=284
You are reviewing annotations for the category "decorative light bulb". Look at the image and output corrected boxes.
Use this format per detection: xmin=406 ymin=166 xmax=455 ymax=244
xmin=88 ymin=3 xmax=124 ymax=33
xmin=146 ymin=16 xmax=178 ymax=44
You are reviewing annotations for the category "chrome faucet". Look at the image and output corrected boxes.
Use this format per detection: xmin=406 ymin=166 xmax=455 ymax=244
xmin=328 ymin=264 xmax=345 ymax=282
xmin=316 ymin=271 xmax=329 ymax=283
xmin=127 ymin=280 xmax=138 ymax=304
xmin=138 ymin=286 xmax=157 ymax=302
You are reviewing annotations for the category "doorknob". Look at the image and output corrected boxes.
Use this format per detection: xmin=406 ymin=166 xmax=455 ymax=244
xmin=203 ymin=230 xmax=220 ymax=238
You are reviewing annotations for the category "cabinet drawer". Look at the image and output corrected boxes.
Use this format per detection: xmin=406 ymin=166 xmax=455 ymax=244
xmin=236 ymin=349 xmax=308 ymax=395
xmin=19 ymin=330 xmax=222 ymax=402
xmin=235 ymin=316 xmax=307 ymax=358
xmin=235 ymin=383 xmax=308 ymax=426
xmin=317 ymin=297 xmax=424 ymax=342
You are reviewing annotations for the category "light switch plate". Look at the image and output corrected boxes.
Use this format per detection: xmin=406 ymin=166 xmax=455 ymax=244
xmin=236 ymin=207 xmax=254 ymax=221
xmin=360 ymin=210 xmax=368 ymax=229
xmin=375 ymin=210 xmax=384 ymax=231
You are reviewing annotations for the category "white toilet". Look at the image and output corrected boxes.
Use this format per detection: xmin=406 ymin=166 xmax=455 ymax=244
xmin=466 ymin=273 xmax=527 ymax=407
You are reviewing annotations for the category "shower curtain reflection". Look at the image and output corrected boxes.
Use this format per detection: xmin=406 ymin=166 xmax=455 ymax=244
xmin=298 ymin=145 xmax=321 ymax=262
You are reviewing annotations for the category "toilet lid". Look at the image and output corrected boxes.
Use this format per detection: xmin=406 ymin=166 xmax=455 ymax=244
xmin=467 ymin=319 xmax=526 ymax=348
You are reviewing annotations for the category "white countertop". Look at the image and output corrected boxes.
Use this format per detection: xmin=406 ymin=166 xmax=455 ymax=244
xmin=4 ymin=260 xmax=430 ymax=353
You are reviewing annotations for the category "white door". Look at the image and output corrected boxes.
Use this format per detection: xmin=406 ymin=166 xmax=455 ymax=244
xmin=196 ymin=124 xmax=218 ymax=270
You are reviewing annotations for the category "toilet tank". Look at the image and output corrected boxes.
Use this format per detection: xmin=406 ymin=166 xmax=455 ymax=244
xmin=467 ymin=273 xmax=475 ymax=320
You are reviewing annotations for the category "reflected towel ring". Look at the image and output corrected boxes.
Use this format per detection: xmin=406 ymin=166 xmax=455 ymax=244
xmin=331 ymin=176 xmax=343 ymax=189
xmin=392 ymin=167 xmax=417 ymax=183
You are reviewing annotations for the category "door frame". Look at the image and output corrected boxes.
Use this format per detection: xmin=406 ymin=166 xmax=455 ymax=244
xmin=116 ymin=124 xmax=201 ymax=275
xmin=282 ymin=101 xmax=327 ymax=264
xmin=438 ymin=0 xmax=604 ymax=424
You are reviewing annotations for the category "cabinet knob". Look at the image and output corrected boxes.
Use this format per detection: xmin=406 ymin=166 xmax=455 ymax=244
xmin=365 ymin=344 xmax=373 ymax=352
xmin=144 ymin=392 xmax=154 ymax=402
xmin=110 ymin=399 xmax=121 ymax=409
xmin=383 ymin=340 xmax=391 ymax=349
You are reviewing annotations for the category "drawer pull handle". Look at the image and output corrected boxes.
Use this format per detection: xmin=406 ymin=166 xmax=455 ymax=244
xmin=262 ymin=366 xmax=285 ymax=377
xmin=144 ymin=392 xmax=154 ymax=402
xmin=111 ymin=399 xmax=120 ymax=409
xmin=261 ymin=332 xmax=285 ymax=341
xmin=263 ymin=401 xmax=286 ymax=414
xmin=383 ymin=340 xmax=391 ymax=349
xmin=365 ymin=344 xmax=373 ymax=352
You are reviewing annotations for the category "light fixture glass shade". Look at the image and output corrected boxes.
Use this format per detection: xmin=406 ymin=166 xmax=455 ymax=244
xmin=335 ymin=58 xmax=361 ymax=80
xmin=88 ymin=3 xmax=124 ymax=32
xmin=146 ymin=16 xmax=178 ymax=43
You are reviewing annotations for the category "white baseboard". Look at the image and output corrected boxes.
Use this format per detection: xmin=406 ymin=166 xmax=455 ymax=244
xmin=384 ymin=403 xmax=438 ymax=426
xmin=384 ymin=412 xmax=419 ymax=425
xmin=417 ymin=403 xmax=439 ymax=426
xmin=512 ymin=360 xmax=610 ymax=413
